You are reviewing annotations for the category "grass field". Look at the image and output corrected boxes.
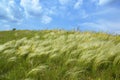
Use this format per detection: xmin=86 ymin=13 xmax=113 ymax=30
xmin=0 ymin=30 xmax=120 ymax=80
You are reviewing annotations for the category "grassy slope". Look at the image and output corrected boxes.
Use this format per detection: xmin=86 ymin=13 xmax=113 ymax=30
xmin=0 ymin=30 xmax=120 ymax=44
xmin=0 ymin=30 xmax=48 ymax=44
xmin=0 ymin=30 xmax=120 ymax=80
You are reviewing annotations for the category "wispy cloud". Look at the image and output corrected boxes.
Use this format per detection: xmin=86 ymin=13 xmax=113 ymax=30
xmin=59 ymin=0 xmax=70 ymax=5
xmin=80 ymin=19 xmax=120 ymax=34
xmin=41 ymin=15 xmax=52 ymax=24
xmin=20 ymin=0 xmax=42 ymax=17
xmin=0 ymin=0 xmax=23 ymax=23
xmin=74 ymin=0 xmax=83 ymax=9
xmin=98 ymin=0 xmax=120 ymax=6
xmin=98 ymin=0 xmax=112 ymax=5
xmin=80 ymin=22 xmax=108 ymax=32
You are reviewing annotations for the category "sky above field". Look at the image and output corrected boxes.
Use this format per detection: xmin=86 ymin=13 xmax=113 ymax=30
xmin=0 ymin=0 xmax=120 ymax=34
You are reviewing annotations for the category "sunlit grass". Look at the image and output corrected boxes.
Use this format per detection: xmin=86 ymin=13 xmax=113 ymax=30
xmin=0 ymin=30 xmax=120 ymax=80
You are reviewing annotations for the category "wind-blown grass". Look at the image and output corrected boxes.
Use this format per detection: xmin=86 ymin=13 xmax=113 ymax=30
xmin=0 ymin=30 xmax=120 ymax=80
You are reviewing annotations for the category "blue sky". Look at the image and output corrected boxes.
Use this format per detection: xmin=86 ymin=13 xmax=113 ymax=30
xmin=0 ymin=0 xmax=120 ymax=34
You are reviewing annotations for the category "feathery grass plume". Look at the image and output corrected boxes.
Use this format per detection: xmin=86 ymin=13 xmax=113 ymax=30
xmin=105 ymin=48 xmax=118 ymax=62
xmin=64 ymin=67 xmax=86 ymax=80
xmin=49 ymin=53 xmax=63 ymax=65
xmin=24 ymin=78 xmax=34 ymax=80
xmin=0 ymin=45 xmax=5 ymax=52
xmin=7 ymin=57 xmax=17 ymax=62
xmin=15 ymin=38 xmax=27 ymax=47
xmin=40 ymin=39 xmax=52 ymax=47
xmin=113 ymin=55 xmax=120 ymax=66
xmin=27 ymin=65 xmax=48 ymax=77
xmin=16 ymin=45 xmax=31 ymax=58
xmin=33 ymin=35 xmax=40 ymax=40
xmin=93 ymin=52 xmax=110 ymax=71
xmin=27 ymin=52 xmax=39 ymax=59
xmin=65 ymin=59 xmax=78 ymax=68
xmin=79 ymin=51 xmax=96 ymax=65
xmin=0 ymin=30 xmax=120 ymax=80
xmin=49 ymin=53 xmax=58 ymax=60
xmin=1 ymin=40 xmax=16 ymax=51
xmin=70 ymin=50 xmax=81 ymax=59
xmin=3 ymin=49 xmax=16 ymax=58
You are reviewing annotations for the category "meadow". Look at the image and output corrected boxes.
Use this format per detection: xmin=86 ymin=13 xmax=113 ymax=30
xmin=0 ymin=30 xmax=120 ymax=80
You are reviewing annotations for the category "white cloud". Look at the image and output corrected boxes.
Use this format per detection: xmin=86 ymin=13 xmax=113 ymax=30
xmin=80 ymin=22 xmax=108 ymax=31
xmin=43 ymin=6 xmax=57 ymax=16
xmin=80 ymin=19 xmax=120 ymax=34
xmin=59 ymin=0 xmax=70 ymax=5
xmin=41 ymin=15 xmax=52 ymax=24
xmin=20 ymin=0 xmax=42 ymax=17
xmin=67 ymin=9 xmax=88 ymax=20
xmin=0 ymin=0 xmax=23 ymax=23
xmin=0 ymin=1 xmax=10 ymax=17
xmin=88 ymin=7 xmax=115 ymax=17
xmin=98 ymin=0 xmax=112 ymax=5
xmin=74 ymin=0 xmax=83 ymax=9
